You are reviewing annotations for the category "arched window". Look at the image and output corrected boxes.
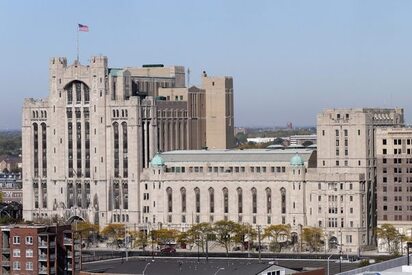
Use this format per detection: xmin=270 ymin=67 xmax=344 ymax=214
xmin=237 ymin=187 xmax=243 ymax=214
xmin=266 ymin=188 xmax=272 ymax=214
xmin=223 ymin=187 xmax=229 ymax=214
xmin=251 ymin=187 xmax=257 ymax=214
xmin=209 ymin=187 xmax=214 ymax=213
xmin=167 ymin=187 xmax=173 ymax=213
xmin=281 ymin=187 xmax=286 ymax=214
xmin=195 ymin=187 xmax=200 ymax=213
xmin=180 ymin=187 xmax=186 ymax=213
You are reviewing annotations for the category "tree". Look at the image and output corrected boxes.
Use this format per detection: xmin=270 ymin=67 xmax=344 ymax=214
xmin=186 ymin=223 xmax=214 ymax=252
xmin=272 ymin=137 xmax=284 ymax=145
xmin=376 ymin=224 xmax=404 ymax=255
xmin=101 ymin=224 xmax=125 ymax=241
xmin=263 ymin=224 xmax=291 ymax=252
xmin=235 ymin=132 xmax=248 ymax=144
xmin=302 ymin=227 xmax=323 ymax=252
xmin=75 ymin=222 xmax=99 ymax=247
xmin=130 ymin=230 xmax=149 ymax=250
xmin=150 ymin=228 xmax=179 ymax=246
xmin=0 ymin=192 xmax=3 ymax=203
xmin=213 ymin=220 xmax=239 ymax=256
xmin=233 ymin=223 xmax=256 ymax=251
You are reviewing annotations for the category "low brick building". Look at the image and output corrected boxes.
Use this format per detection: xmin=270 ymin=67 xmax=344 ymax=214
xmin=0 ymin=224 xmax=80 ymax=275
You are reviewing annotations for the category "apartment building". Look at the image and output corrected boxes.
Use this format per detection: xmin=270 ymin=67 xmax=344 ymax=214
xmin=0 ymin=224 xmax=78 ymax=275
xmin=375 ymin=127 xmax=412 ymax=251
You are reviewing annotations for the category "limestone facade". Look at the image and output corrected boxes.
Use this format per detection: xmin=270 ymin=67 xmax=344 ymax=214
xmin=22 ymin=56 xmax=234 ymax=227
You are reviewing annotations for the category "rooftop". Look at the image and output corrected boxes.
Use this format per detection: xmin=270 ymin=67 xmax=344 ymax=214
xmin=159 ymin=149 xmax=315 ymax=163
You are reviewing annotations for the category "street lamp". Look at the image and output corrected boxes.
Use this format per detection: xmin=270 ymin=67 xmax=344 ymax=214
xmin=142 ymin=262 xmax=151 ymax=275
xmin=214 ymin=267 xmax=225 ymax=275
xmin=327 ymin=254 xmax=335 ymax=275
xmin=407 ymin=241 xmax=412 ymax=266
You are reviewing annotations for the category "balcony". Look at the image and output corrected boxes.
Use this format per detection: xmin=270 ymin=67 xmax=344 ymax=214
xmin=38 ymin=254 xmax=47 ymax=261
xmin=39 ymin=267 xmax=48 ymax=274
xmin=38 ymin=241 xmax=48 ymax=248
xmin=63 ymin=238 xmax=73 ymax=245
xmin=1 ymin=261 xmax=10 ymax=267
xmin=1 ymin=248 xmax=10 ymax=254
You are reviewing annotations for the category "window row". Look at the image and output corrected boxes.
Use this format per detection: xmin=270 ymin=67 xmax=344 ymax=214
xmin=112 ymin=109 xmax=128 ymax=118
xmin=166 ymin=187 xmax=283 ymax=218
xmin=32 ymin=110 xmax=47 ymax=119
xmin=165 ymin=166 xmax=287 ymax=174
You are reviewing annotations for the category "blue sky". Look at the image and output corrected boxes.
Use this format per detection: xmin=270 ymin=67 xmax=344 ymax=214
xmin=1 ymin=0 xmax=412 ymax=129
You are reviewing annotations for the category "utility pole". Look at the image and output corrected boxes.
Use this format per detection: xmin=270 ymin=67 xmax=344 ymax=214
xmin=257 ymin=225 xmax=262 ymax=263
xmin=205 ymin=233 xmax=209 ymax=262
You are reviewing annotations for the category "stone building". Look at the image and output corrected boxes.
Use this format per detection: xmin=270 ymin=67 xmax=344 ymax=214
xmin=317 ymin=108 xmax=404 ymax=244
xmin=141 ymin=148 xmax=367 ymax=252
xmin=22 ymin=56 xmax=234 ymax=227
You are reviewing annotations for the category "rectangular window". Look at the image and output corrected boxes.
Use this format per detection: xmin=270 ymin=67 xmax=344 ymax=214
xmin=13 ymin=236 xmax=20 ymax=244
xmin=13 ymin=249 xmax=20 ymax=257
xmin=13 ymin=261 xmax=21 ymax=270
xmin=26 ymin=249 xmax=33 ymax=258
xmin=26 ymin=262 xmax=33 ymax=271
xmin=25 ymin=236 xmax=33 ymax=245
xmin=383 ymin=139 xmax=387 ymax=145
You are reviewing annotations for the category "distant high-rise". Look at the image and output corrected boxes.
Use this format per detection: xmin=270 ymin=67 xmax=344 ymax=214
xmin=22 ymin=56 xmax=234 ymax=227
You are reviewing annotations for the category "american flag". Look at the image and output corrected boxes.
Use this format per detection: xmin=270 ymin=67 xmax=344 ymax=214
xmin=78 ymin=24 xmax=89 ymax=32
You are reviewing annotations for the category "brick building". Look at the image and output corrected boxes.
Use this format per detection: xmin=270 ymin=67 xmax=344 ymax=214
xmin=0 ymin=224 xmax=79 ymax=275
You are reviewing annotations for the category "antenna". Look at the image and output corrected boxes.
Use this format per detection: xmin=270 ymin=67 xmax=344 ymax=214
xmin=187 ymin=68 xmax=190 ymax=87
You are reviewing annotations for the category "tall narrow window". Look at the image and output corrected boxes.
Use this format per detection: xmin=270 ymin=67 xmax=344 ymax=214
xmin=237 ymin=187 xmax=243 ymax=213
xmin=281 ymin=187 xmax=286 ymax=214
xmin=266 ymin=188 xmax=272 ymax=214
xmin=252 ymin=187 xmax=257 ymax=214
xmin=67 ymin=86 xmax=73 ymax=104
xmin=113 ymin=122 xmax=119 ymax=177
xmin=75 ymin=82 xmax=81 ymax=103
xmin=123 ymin=182 xmax=128 ymax=209
xmin=84 ymin=85 xmax=90 ymax=103
xmin=33 ymin=123 xmax=39 ymax=177
xmin=167 ymin=187 xmax=173 ymax=213
xmin=41 ymin=123 xmax=47 ymax=177
xmin=209 ymin=187 xmax=214 ymax=213
xmin=122 ymin=122 xmax=128 ymax=178
xmin=85 ymin=122 xmax=90 ymax=178
xmin=180 ymin=187 xmax=186 ymax=213
xmin=195 ymin=187 xmax=200 ymax=213
xmin=76 ymin=122 xmax=82 ymax=177
xmin=113 ymin=182 xmax=120 ymax=209
xmin=223 ymin=187 xmax=229 ymax=214
xmin=68 ymin=122 xmax=73 ymax=178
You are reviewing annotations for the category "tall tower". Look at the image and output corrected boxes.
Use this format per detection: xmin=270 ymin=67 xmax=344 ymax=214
xmin=202 ymin=75 xmax=235 ymax=149
xmin=317 ymin=108 xmax=404 ymax=244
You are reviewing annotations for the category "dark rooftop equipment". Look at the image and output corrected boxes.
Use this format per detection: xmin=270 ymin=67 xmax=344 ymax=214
xmin=142 ymin=64 xmax=164 ymax=68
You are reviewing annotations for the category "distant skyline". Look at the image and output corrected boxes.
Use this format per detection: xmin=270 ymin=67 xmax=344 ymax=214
xmin=1 ymin=0 xmax=412 ymax=129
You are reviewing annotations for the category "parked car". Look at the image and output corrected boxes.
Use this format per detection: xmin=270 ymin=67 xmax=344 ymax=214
xmin=160 ymin=246 xmax=176 ymax=254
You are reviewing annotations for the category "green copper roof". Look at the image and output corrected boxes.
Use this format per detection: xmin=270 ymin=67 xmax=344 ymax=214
xmin=151 ymin=153 xmax=165 ymax=167
xmin=290 ymin=153 xmax=304 ymax=166
xmin=108 ymin=68 xmax=123 ymax=77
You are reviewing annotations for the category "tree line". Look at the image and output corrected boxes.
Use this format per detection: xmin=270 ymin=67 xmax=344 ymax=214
xmin=75 ymin=221 xmax=326 ymax=255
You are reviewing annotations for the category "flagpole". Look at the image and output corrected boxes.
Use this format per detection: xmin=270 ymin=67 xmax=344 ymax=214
xmin=76 ymin=25 xmax=79 ymax=62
